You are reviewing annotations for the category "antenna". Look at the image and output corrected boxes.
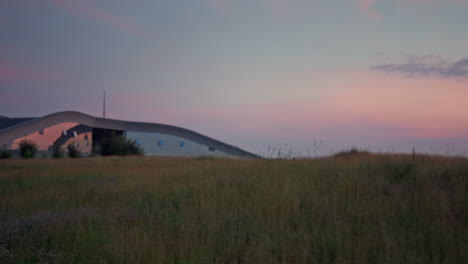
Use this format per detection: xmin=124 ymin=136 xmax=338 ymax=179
xmin=103 ymin=90 xmax=106 ymax=119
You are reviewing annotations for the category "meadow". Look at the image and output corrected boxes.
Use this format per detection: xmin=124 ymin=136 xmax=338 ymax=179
xmin=0 ymin=154 xmax=467 ymax=264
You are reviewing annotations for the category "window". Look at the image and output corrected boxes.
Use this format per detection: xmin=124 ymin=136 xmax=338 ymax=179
xmin=39 ymin=129 xmax=44 ymax=135
xmin=135 ymin=139 xmax=141 ymax=145
xmin=158 ymin=140 xmax=164 ymax=146
xmin=179 ymin=141 xmax=185 ymax=147
xmin=209 ymin=146 xmax=215 ymax=152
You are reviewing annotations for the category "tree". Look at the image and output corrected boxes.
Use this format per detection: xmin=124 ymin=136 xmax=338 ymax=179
xmin=51 ymin=144 xmax=64 ymax=158
xmin=98 ymin=133 xmax=143 ymax=156
xmin=18 ymin=139 xmax=38 ymax=159
xmin=67 ymin=143 xmax=81 ymax=158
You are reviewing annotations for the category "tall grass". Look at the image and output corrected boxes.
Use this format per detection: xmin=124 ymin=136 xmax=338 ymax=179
xmin=0 ymin=154 xmax=467 ymax=263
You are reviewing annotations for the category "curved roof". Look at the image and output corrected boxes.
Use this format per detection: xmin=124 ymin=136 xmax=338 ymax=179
xmin=0 ymin=111 xmax=259 ymax=158
xmin=0 ymin=118 xmax=36 ymax=130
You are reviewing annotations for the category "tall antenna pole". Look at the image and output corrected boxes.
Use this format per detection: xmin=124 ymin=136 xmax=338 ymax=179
xmin=103 ymin=90 xmax=106 ymax=119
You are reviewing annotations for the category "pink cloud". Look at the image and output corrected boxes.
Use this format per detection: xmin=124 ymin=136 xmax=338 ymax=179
xmin=165 ymin=70 xmax=468 ymax=140
xmin=357 ymin=0 xmax=468 ymax=19
xmin=0 ymin=92 xmax=29 ymax=106
xmin=402 ymin=0 xmax=468 ymax=4
xmin=358 ymin=0 xmax=380 ymax=19
xmin=260 ymin=0 xmax=291 ymax=17
xmin=391 ymin=0 xmax=468 ymax=13
xmin=260 ymin=0 xmax=325 ymax=19
xmin=326 ymin=71 xmax=468 ymax=138
xmin=203 ymin=0 xmax=467 ymax=20
xmin=203 ymin=0 xmax=323 ymax=18
xmin=0 ymin=66 xmax=20 ymax=80
xmin=0 ymin=64 xmax=66 ymax=82
xmin=48 ymin=0 xmax=150 ymax=39
xmin=204 ymin=0 xmax=231 ymax=14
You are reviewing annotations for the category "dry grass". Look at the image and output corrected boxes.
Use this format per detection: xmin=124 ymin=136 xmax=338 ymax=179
xmin=0 ymin=154 xmax=467 ymax=263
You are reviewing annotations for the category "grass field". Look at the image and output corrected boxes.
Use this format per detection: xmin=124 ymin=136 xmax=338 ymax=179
xmin=0 ymin=154 xmax=467 ymax=264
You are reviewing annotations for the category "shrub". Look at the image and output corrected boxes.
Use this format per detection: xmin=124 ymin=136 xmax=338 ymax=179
xmin=98 ymin=133 xmax=143 ymax=156
xmin=0 ymin=150 xmax=12 ymax=159
xmin=67 ymin=143 xmax=81 ymax=158
xmin=99 ymin=134 xmax=127 ymax=156
xmin=51 ymin=144 xmax=63 ymax=158
xmin=333 ymin=147 xmax=367 ymax=157
xmin=126 ymin=140 xmax=144 ymax=156
xmin=18 ymin=139 xmax=37 ymax=159
xmin=24 ymin=149 xmax=33 ymax=159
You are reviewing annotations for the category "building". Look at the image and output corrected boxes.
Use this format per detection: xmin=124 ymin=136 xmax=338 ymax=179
xmin=0 ymin=111 xmax=258 ymax=158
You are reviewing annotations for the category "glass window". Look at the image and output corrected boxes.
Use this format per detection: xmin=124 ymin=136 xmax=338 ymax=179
xmin=209 ymin=146 xmax=215 ymax=152
xmin=180 ymin=141 xmax=185 ymax=147
xmin=135 ymin=139 xmax=141 ymax=145
xmin=158 ymin=140 xmax=164 ymax=146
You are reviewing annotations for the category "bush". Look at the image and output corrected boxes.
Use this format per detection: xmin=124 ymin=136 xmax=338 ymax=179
xmin=24 ymin=149 xmax=33 ymax=159
xmin=333 ymin=147 xmax=368 ymax=157
xmin=0 ymin=150 xmax=12 ymax=159
xmin=98 ymin=133 xmax=143 ymax=156
xmin=67 ymin=143 xmax=81 ymax=158
xmin=18 ymin=139 xmax=37 ymax=159
xmin=126 ymin=140 xmax=144 ymax=156
xmin=51 ymin=144 xmax=63 ymax=158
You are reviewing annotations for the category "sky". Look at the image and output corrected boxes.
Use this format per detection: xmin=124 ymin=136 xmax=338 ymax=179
xmin=1 ymin=0 xmax=468 ymax=157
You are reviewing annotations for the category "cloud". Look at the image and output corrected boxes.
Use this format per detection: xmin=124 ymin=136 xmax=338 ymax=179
xmin=357 ymin=0 xmax=468 ymax=19
xmin=0 ymin=64 xmax=66 ymax=82
xmin=397 ymin=0 xmax=468 ymax=5
xmin=202 ymin=0 xmax=323 ymax=18
xmin=204 ymin=0 xmax=231 ymax=13
xmin=370 ymin=55 xmax=468 ymax=79
xmin=358 ymin=0 xmax=380 ymax=19
xmin=325 ymin=71 xmax=468 ymax=138
xmin=48 ymin=0 xmax=149 ymax=39
xmin=202 ymin=0 xmax=468 ymax=19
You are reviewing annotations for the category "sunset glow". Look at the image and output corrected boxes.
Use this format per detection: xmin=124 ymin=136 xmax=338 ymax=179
xmin=1 ymin=0 xmax=467 ymax=156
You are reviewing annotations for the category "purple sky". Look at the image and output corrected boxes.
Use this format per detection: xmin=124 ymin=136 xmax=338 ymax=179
xmin=1 ymin=0 xmax=468 ymax=156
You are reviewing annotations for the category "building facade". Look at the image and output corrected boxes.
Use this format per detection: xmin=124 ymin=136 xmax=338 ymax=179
xmin=0 ymin=111 xmax=258 ymax=158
